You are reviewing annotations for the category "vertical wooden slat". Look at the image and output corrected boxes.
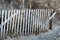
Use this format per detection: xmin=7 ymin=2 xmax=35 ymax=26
xmin=37 ymin=9 xmax=39 ymax=34
xmin=16 ymin=10 xmax=19 ymax=33
xmin=35 ymin=9 xmax=37 ymax=33
xmin=41 ymin=9 xmax=43 ymax=30
xmin=42 ymin=9 xmax=44 ymax=31
xmin=33 ymin=10 xmax=35 ymax=33
xmin=28 ymin=9 xmax=30 ymax=35
xmin=5 ymin=10 xmax=8 ymax=34
xmin=38 ymin=9 xmax=40 ymax=31
xmin=22 ymin=10 xmax=24 ymax=35
xmin=20 ymin=10 xmax=22 ymax=35
xmin=27 ymin=9 xmax=29 ymax=35
xmin=39 ymin=9 xmax=41 ymax=30
xmin=12 ymin=11 xmax=14 ymax=32
xmin=29 ymin=9 xmax=31 ymax=35
xmin=45 ymin=9 xmax=47 ymax=29
xmin=24 ymin=10 xmax=26 ymax=35
xmin=16 ymin=10 xmax=18 ymax=33
xmin=40 ymin=9 xmax=41 ymax=30
xmin=10 ymin=10 xmax=12 ymax=34
xmin=23 ymin=10 xmax=25 ymax=35
xmin=14 ymin=10 xmax=16 ymax=33
xmin=3 ymin=10 xmax=5 ymax=35
xmin=32 ymin=9 xmax=33 ymax=34
xmin=21 ymin=10 xmax=23 ymax=35
xmin=24 ymin=10 xmax=27 ymax=35
xmin=30 ymin=10 xmax=32 ymax=34
xmin=18 ymin=10 xmax=20 ymax=34
xmin=27 ymin=10 xmax=28 ymax=34
xmin=36 ymin=9 xmax=39 ymax=34
xmin=40 ymin=9 xmax=42 ymax=30
xmin=1 ymin=10 xmax=4 ymax=38
xmin=7 ymin=11 xmax=8 ymax=33
xmin=26 ymin=9 xmax=27 ymax=35
xmin=4 ymin=10 xmax=7 ymax=35
xmin=43 ymin=9 xmax=44 ymax=31
xmin=17 ymin=10 xmax=20 ymax=33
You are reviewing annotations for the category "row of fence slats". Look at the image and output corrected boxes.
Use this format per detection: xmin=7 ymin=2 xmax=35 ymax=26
xmin=0 ymin=9 xmax=53 ymax=37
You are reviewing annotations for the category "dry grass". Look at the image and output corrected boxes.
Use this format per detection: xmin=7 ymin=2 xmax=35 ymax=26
xmin=0 ymin=35 xmax=4 ymax=40
xmin=32 ymin=29 xmax=48 ymax=35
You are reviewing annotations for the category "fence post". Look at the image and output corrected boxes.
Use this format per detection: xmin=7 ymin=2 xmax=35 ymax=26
xmin=49 ymin=10 xmax=53 ymax=30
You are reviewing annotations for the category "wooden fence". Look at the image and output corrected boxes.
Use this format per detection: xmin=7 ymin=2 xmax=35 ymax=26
xmin=0 ymin=9 xmax=56 ymax=39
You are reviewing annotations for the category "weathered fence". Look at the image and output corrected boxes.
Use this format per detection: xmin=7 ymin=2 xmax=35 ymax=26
xmin=0 ymin=9 xmax=56 ymax=39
